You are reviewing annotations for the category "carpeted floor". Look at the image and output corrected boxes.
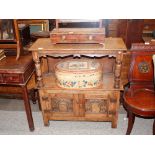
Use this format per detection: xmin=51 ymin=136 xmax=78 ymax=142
xmin=0 ymin=98 xmax=154 ymax=135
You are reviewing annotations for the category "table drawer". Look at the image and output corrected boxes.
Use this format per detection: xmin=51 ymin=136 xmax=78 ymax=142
xmin=50 ymin=28 xmax=105 ymax=44
xmin=0 ymin=74 xmax=3 ymax=83
xmin=3 ymin=73 xmax=22 ymax=83
xmin=51 ymin=34 xmax=105 ymax=44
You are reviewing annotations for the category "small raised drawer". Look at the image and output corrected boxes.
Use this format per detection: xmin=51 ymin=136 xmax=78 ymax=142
xmin=3 ymin=73 xmax=21 ymax=83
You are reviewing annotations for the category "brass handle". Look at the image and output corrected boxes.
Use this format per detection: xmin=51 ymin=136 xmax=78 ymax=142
xmin=42 ymin=96 xmax=49 ymax=101
xmin=89 ymin=35 xmax=93 ymax=40
xmin=62 ymin=35 xmax=66 ymax=40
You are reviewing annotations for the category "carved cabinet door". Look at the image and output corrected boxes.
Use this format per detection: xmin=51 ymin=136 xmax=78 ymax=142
xmin=40 ymin=90 xmax=80 ymax=117
xmin=39 ymin=90 xmax=119 ymax=119
xmin=84 ymin=91 xmax=119 ymax=118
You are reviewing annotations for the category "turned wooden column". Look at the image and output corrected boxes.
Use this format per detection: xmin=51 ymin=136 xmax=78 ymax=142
xmin=114 ymin=51 xmax=123 ymax=88
xmin=32 ymin=51 xmax=43 ymax=88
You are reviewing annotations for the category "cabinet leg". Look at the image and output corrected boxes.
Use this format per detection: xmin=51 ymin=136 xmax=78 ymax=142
xmin=153 ymin=119 xmax=155 ymax=135
xmin=22 ymin=85 xmax=34 ymax=131
xmin=112 ymin=115 xmax=118 ymax=128
xmin=43 ymin=113 xmax=50 ymax=126
xmin=37 ymin=90 xmax=42 ymax=111
xmin=126 ymin=111 xmax=135 ymax=135
xmin=44 ymin=119 xmax=50 ymax=126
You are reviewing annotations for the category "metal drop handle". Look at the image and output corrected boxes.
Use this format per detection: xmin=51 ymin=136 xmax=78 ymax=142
xmin=89 ymin=35 xmax=93 ymax=40
xmin=62 ymin=35 xmax=66 ymax=40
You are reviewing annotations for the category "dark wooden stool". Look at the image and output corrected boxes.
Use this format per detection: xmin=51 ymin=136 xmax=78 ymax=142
xmin=123 ymin=43 xmax=155 ymax=135
xmin=0 ymin=54 xmax=35 ymax=131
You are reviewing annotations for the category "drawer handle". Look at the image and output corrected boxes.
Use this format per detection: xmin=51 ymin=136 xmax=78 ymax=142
xmin=89 ymin=35 xmax=93 ymax=40
xmin=42 ymin=96 xmax=49 ymax=101
xmin=9 ymin=77 xmax=13 ymax=80
xmin=62 ymin=35 xmax=66 ymax=40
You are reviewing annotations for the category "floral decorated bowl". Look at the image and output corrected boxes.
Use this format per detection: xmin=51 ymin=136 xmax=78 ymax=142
xmin=55 ymin=59 xmax=103 ymax=89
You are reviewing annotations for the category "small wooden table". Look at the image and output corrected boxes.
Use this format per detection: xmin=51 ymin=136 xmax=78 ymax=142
xmin=0 ymin=54 xmax=35 ymax=131
xmin=29 ymin=38 xmax=127 ymax=128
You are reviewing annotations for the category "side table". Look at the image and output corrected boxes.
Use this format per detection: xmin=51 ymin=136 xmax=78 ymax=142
xmin=0 ymin=54 xmax=35 ymax=131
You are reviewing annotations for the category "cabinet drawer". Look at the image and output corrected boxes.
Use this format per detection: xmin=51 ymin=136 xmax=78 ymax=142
xmin=51 ymin=34 xmax=105 ymax=44
xmin=3 ymin=73 xmax=22 ymax=83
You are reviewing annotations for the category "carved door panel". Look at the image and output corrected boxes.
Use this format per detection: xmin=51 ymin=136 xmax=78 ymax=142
xmin=84 ymin=92 xmax=118 ymax=117
xmin=40 ymin=90 xmax=79 ymax=117
xmin=39 ymin=90 xmax=119 ymax=119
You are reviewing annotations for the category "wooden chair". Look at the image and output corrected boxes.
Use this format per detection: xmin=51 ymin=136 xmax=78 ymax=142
xmin=123 ymin=43 xmax=155 ymax=135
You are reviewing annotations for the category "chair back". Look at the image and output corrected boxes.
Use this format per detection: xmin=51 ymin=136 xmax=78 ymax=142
xmin=128 ymin=43 xmax=155 ymax=90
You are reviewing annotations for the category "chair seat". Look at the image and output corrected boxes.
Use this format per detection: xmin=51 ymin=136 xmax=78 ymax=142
xmin=124 ymin=88 xmax=155 ymax=117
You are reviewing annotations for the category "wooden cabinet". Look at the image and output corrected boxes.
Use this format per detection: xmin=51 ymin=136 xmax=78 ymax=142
xmin=143 ymin=19 xmax=155 ymax=32
xmin=29 ymin=38 xmax=127 ymax=128
xmin=40 ymin=87 xmax=120 ymax=127
xmin=106 ymin=19 xmax=119 ymax=37
xmin=117 ymin=19 xmax=144 ymax=49
xmin=101 ymin=19 xmax=145 ymax=49
xmin=142 ymin=19 xmax=155 ymax=42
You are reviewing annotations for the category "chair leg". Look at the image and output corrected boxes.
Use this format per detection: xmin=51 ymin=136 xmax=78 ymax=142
xmin=153 ymin=119 xmax=155 ymax=135
xmin=127 ymin=112 xmax=129 ymax=118
xmin=126 ymin=111 xmax=135 ymax=135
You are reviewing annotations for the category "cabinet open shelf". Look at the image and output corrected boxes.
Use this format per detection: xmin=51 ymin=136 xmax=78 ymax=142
xmin=42 ymin=72 xmax=124 ymax=91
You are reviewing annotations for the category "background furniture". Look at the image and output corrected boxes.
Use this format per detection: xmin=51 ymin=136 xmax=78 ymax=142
xmin=56 ymin=19 xmax=103 ymax=28
xmin=0 ymin=19 xmax=36 ymax=101
xmin=123 ymin=43 xmax=155 ymax=135
xmin=53 ymin=19 xmax=146 ymax=49
xmin=0 ymin=19 xmax=22 ymax=59
xmin=18 ymin=24 xmax=31 ymax=47
xmin=17 ymin=19 xmax=52 ymax=42
xmin=29 ymin=37 xmax=127 ymax=128
xmin=18 ymin=19 xmax=50 ymax=32
xmin=17 ymin=19 xmax=154 ymax=49
xmin=0 ymin=54 xmax=35 ymax=131
xmin=117 ymin=19 xmax=144 ymax=49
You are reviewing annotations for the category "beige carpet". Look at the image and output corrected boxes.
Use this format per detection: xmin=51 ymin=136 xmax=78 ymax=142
xmin=0 ymin=98 xmax=154 ymax=135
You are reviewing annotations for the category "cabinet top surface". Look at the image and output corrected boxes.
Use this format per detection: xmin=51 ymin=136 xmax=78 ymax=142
xmin=29 ymin=38 xmax=127 ymax=52
xmin=0 ymin=54 xmax=33 ymax=73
